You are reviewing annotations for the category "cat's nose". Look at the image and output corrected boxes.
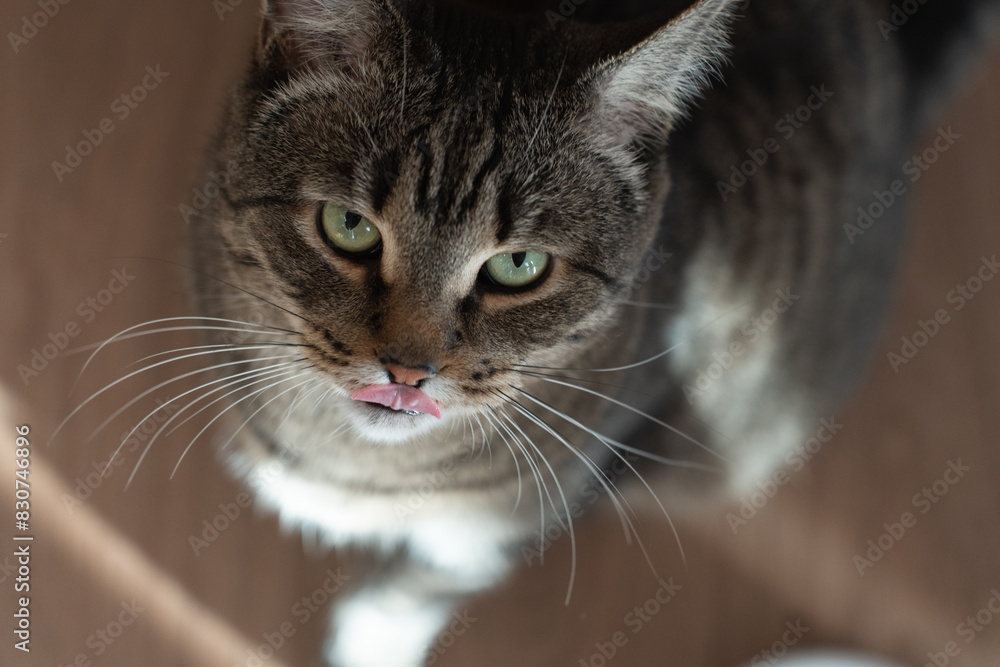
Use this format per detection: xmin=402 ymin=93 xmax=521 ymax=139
xmin=385 ymin=362 xmax=435 ymax=387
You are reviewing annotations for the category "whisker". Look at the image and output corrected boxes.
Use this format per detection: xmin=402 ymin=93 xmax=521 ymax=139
xmin=103 ymin=256 xmax=315 ymax=325
xmin=74 ymin=314 xmax=296 ymax=367
xmin=311 ymin=384 xmax=337 ymax=414
xmin=499 ymin=390 xmax=634 ymax=536
xmin=516 ymin=341 xmax=684 ymax=374
xmin=507 ymin=376 xmax=718 ymax=472
xmin=467 ymin=416 xmax=477 ymax=457
xmin=329 ymin=88 xmax=378 ymax=153
xmin=400 ymin=24 xmax=407 ymax=123
xmin=125 ymin=341 xmax=311 ymax=368
xmin=509 ymin=368 xmax=656 ymax=399
xmin=621 ymin=301 xmax=680 ymax=310
xmin=495 ymin=407 xmax=567 ymax=531
xmin=50 ymin=353 xmax=300 ymax=446
xmin=158 ymin=364 xmax=311 ymax=443
xmin=67 ymin=325 xmax=297 ymax=360
xmin=494 ymin=391 xmax=579 ymax=604
xmin=164 ymin=372 xmax=316 ymax=484
xmin=484 ymin=408 xmax=523 ymax=512
xmin=515 ymin=387 xmax=688 ymax=569
xmin=83 ymin=352 xmax=306 ymax=444
xmin=64 ymin=326 xmax=297 ymax=362
xmin=499 ymin=391 xmax=663 ymax=591
xmin=515 ymin=300 xmax=752 ymax=373
xmin=473 ymin=413 xmax=492 ymax=467
xmin=104 ymin=362 xmax=305 ymax=477
xmin=521 ymin=373 xmax=729 ymax=463
xmin=215 ymin=373 xmax=318 ymax=455
xmin=494 ymin=408 xmax=553 ymax=565
xmin=517 ymin=48 xmax=568 ymax=170
xmin=276 ymin=378 xmax=327 ymax=432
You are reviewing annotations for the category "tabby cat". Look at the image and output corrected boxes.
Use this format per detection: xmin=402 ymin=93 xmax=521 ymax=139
xmin=188 ymin=0 xmax=999 ymax=664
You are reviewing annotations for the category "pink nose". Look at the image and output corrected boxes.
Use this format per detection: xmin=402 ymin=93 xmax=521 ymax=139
xmin=385 ymin=363 xmax=433 ymax=387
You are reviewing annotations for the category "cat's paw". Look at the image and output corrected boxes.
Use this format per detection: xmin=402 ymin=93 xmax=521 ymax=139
xmin=737 ymin=651 xmax=907 ymax=667
xmin=324 ymin=590 xmax=450 ymax=667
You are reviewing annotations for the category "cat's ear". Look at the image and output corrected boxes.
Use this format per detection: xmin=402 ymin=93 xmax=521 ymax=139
xmin=257 ymin=0 xmax=393 ymax=74
xmin=589 ymin=0 xmax=739 ymax=151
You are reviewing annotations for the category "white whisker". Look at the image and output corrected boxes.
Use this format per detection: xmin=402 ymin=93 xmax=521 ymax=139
xmin=524 ymin=374 xmax=729 ymax=463
xmin=50 ymin=351 xmax=303 ymax=446
xmin=484 ymin=408 xmax=523 ymax=512
xmin=494 ymin=394 xmax=578 ymax=603
xmin=494 ymin=408 xmax=551 ymax=563
xmin=516 ymin=300 xmax=752 ymax=374
xmin=72 ymin=315 xmax=297 ymax=378
xmin=79 ymin=354 xmax=306 ymax=445
xmin=103 ymin=361 xmax=306 ymax=477
xmin=164 ymin=372 xmax=315 ymax=484
xmin=124 ymin=341 xmax=308 ymax=368
xmin=517 ymin=49 xmax=568 ymax=170
xmin=621 ymin=301 xmax=680 ymax=310
xmin=160 ymin=364 xmax=309 ymax=441
xmin=516 ymin=387 xmax=688 ymax=570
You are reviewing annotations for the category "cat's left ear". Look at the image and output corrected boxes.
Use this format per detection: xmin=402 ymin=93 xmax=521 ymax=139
xmin=257 ymin=0 xmax=396 ymax=73
xmin=589 ymin=0 xmax=740 ymax=151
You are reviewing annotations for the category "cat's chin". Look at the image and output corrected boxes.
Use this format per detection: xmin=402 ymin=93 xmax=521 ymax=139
xmin=347 ymin=401 xmax=447 ymax=444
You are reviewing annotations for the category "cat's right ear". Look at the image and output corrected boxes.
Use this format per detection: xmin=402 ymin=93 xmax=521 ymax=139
xmin=588 ymin=0 xmax=740 ymax=152
xmin=257 ymin=0 xmax=389 ymax=75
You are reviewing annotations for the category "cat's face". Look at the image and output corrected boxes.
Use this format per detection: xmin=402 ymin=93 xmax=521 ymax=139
xmin=196 ymin=0 xmax=734 ymax=445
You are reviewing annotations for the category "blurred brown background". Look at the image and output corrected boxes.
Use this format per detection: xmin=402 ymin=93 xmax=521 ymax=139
xmin=1 ymin=1 xmax=999 ymax=666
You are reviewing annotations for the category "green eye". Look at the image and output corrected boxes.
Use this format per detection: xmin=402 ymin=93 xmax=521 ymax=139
xmin=483 ymin=251 xmax=550 ymax=288
xmin=320 ymin=202 xmax=381 ymax=255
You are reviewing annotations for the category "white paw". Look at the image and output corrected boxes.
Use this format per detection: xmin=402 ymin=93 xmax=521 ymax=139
xmin=326 ymin=590 xmax=449 ymax=667
xmin=738 ymin=651 xmax=907 ymax=667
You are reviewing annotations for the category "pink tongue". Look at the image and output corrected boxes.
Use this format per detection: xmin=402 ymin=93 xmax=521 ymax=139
xmin=351 ymin=384 xmax=441 ymax=419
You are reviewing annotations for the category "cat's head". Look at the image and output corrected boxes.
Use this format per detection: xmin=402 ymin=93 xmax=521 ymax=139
xmin=196 ymin=0 xmax=736 ymax=446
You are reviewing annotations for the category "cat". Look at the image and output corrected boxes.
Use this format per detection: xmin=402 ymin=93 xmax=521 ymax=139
xmin=184 ymin=0 xmax=1000 ymax=664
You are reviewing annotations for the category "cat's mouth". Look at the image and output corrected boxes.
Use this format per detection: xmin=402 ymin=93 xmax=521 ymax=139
xmin=350 ymin=384 xmax=442 ymax=419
